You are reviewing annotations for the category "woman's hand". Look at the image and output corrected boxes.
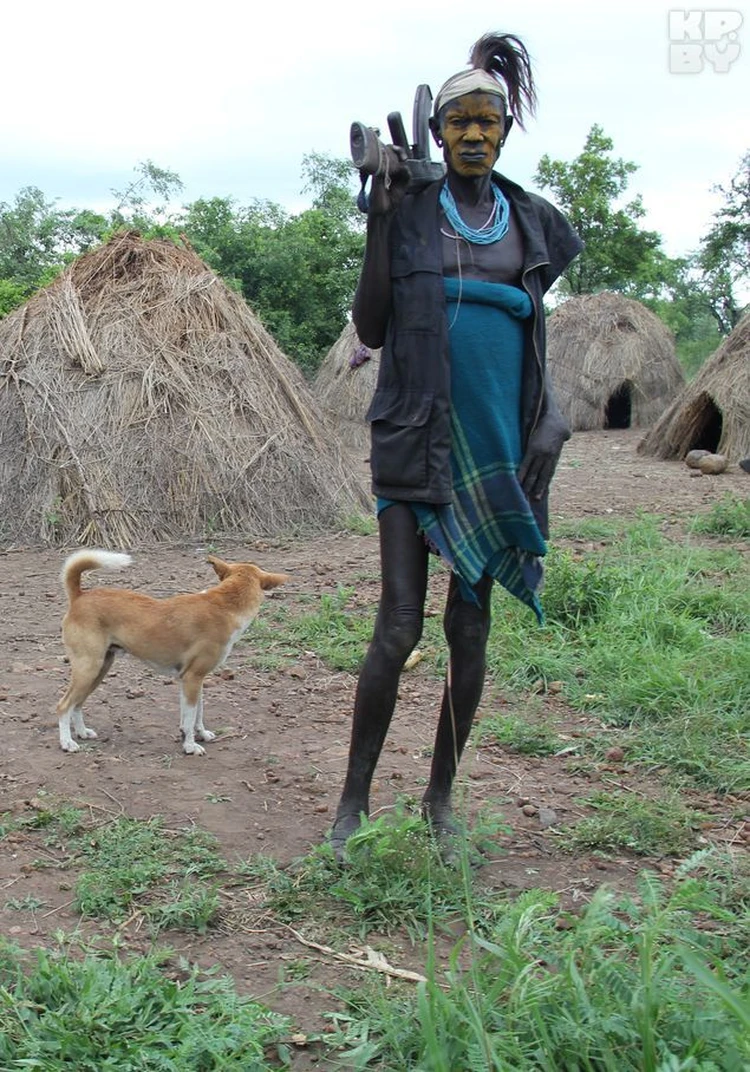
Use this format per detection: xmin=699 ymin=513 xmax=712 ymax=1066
xmin=518 ymin=411 xmax=571 ymax=501
xmin=366 ymin=145 xmax=411 ymax=216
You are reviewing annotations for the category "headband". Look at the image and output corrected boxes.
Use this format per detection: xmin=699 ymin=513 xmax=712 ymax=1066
xmin=433 ymin=69 xmax=507 ymax=117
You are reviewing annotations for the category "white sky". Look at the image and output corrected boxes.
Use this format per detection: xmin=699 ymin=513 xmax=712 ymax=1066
xmin=1 ymin=0 xmax=748 ymax=261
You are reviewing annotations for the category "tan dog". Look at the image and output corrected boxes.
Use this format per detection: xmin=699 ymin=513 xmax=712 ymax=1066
xmin=57 ymin=550 xmax=288 ymax=755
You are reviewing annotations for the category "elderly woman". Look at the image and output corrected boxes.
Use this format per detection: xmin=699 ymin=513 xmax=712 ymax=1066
xmin=331 ymin=33 xmax=582 ymax=859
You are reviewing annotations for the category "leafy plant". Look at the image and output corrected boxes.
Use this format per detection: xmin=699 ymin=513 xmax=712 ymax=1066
xmin=0 ymin=940 xmax=291 ymax=1069
xmin=561 ymin=791 xmax=704 ymax=856
xmin=691 ymin=494 xmax=750 ymax=538
xmin=328 ymin=860 xmax=750 ymax=1071
xmin=73 ymin=817 xmax=225 ymax=932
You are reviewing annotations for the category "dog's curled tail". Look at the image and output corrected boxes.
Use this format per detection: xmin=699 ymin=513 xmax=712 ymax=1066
xmin=61 ymin=549 xmax=133 ymax=604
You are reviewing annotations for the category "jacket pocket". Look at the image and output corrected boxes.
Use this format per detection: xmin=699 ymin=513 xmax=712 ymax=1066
xmin=366 ymin=388 xmax=433 ymax=489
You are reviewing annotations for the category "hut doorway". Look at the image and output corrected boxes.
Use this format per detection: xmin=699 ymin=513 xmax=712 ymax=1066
xmin=604 ymin=381 xmax=633 ymax=429
xmin=688 ymin=392 xmax=723 ymax=452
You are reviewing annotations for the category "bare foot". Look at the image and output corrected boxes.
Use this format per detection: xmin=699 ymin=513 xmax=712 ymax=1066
xmin=329 ymin=811 xmax=365 ymax=863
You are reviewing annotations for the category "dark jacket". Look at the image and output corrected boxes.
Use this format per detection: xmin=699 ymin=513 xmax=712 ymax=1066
xmin=361 ymin=172 xmax=582 ymax=534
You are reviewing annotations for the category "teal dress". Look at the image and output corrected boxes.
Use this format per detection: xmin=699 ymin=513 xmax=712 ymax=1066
xmin=378 ymin=277 xmax=546 ymax=620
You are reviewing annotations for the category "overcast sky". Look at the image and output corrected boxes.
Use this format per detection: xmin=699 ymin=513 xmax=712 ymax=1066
xmin=2 ymin=0 xmax=748 ymax=261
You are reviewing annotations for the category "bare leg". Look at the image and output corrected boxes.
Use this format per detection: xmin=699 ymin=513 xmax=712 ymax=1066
xmin=331 ymin=504 xmax=428 ymax=854
xmin=422 ymin=573 xmax=493 ymax=837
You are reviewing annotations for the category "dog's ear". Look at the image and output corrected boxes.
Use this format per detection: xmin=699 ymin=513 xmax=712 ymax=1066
xmin=206 ymin=555 xmax=231 ymax=580
xmin=258 ymin=570 xmax=290 ymax=591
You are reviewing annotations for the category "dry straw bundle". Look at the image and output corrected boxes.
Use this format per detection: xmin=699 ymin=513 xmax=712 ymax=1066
xmin=638 ymin=311 xmax=750 ymax=462
xmin=0 ymin=231 xmax=368 ymax=547
xmin=547 ymin=291 xmax=684 ymax=431
xmin=313 ymin=320 xmax=380 ymax=453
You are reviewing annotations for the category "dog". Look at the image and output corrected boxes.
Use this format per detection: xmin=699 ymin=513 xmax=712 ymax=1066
xmin=57 ymin=550 xmax=288 ymax=755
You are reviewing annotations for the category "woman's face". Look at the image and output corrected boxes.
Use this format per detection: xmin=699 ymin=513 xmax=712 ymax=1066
xmin=438 ymin=91 xmax=506 ymax=177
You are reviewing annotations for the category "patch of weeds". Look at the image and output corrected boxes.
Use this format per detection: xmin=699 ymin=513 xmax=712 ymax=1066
xmin=691 ymin=494 xmax=750 ymax=538
xmin=340 ymin=512 xmax=377 ymax=537
xmin=5 ymin=895 xmax=47 ymax=911
xmin=73 ymin=817 xmax=225 ymax=932
xmin=540 ymin=548 xmax=623 ymax=628
xmin=486 ymin=524 xmax=749 ymax=793
xmin=478 ymin=711 xmax=569 ymax=757
xmin=561 ymin=790 xmax=704 ymax=856
xmin=240 ymin=809 xmax=500 ymax=940
xmin=0 ymin=813 xmax=20 ymax=839
xmin=0 ymin=939 xmax=291 ymax=1069
xmin=326 ymin=863 xmax=750 ymax=1071
xmin=285 ymin=586 xmax=375 ymax=673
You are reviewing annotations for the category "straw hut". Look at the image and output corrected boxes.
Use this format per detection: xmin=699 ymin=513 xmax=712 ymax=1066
xmin=547 ymin=292 xmax=684 ymax=430
xmin=313 ymin=320 xmax=380 ymax=452
xmin=0 ymin=231 xmax=368 ymax=547
xmin=638 ymin=312 xmax=750 ymax=462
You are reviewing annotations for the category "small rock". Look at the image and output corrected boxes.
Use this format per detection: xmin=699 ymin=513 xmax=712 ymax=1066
xmin=522 ymin=804 xmax=537 ymax=817
xmin=698 ymin=453 xmax=728 ymax=475
xmin=685 ymin=449 xmax=710 ymax=469
xmin=606 ymin=746 xmax=625 ymax=763
xmin=538 ymin=807 xmax=557 ymax=828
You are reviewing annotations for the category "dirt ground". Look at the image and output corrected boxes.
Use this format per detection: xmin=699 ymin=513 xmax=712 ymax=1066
xmin=1 ymin=428 xmax=748 ymax=1061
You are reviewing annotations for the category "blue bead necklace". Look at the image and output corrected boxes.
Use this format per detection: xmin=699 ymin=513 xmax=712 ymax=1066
xmin=439 ymin=182 xmax=510 ymax=245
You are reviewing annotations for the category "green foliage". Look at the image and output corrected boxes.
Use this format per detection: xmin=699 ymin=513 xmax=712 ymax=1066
xmin=328 ymin=860 xmax=750 ymax=1070
xmin=561 ymin=790 xmax=703 ymax=856
xmin=0 ymin=940 xmax=291 ymax=1069
xmin=181 ymin=153 xmax=365 ymax=375
xmin=691 ymin=494 xmax=750 ymax=538
xmin=240 ymin=809 xmax=498 ymax=939
xmin=72 ymin=817 xmax=225 ymax=932
xmin=534 ymin=125 xmax=671 ymax=298
xmin=0 ymin=277 xmax=27 ymax=316
xmin=479 ymin=710 xmax=567 ymax=756
xmin=484 ymin=517 xmax=750 ymax=791
xmin=695 ymin=149 xmax=749 ymax=334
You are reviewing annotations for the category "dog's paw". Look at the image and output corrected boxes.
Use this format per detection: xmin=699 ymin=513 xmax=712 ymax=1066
xmin=60 ymin=739 xmax=81 ymax=753
xmin=183 ymin=741 xmax=206 ymax=756
xmin=197 ymin=729 xmax=216 ymax=742
xmin=77 ymin=728 xmax=98 ymax=740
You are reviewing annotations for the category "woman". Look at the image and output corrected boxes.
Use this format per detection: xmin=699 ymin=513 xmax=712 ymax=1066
xmin=331 ymin=33 xmax=582 ymax=859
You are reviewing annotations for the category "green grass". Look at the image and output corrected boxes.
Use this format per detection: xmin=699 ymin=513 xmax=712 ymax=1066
xmin=560 ymin=790 xmax=705 ymax=856
xmin=478 ymin=709 xmax=570 ymax=757
xmin=691 ymin=494 xmax=750 ymax=538
xmin=238 ymin=808 xmax=504 ymax=941
xmin=71 ymin=817 xmax=225 ymax=932
xmin=483 ymin=516 xmax=750 ymax=792
xmin=326 ymin=854 xmax=750 ymax=1071
xmin=0 ymin=939 xmax=291 ymax=1070
xmin=5 ymin=510 xmax=747 ymax=1065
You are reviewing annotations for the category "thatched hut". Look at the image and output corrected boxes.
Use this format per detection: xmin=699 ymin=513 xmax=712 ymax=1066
xmin=0 ymin=231 xmax=368 ymax=547
xmin=313 ymin=321 xmax=380 ymax=452
xmin=547 ymin=291 xmax=684 ymax=431
xmin=638 ymin=312 xmax=750 ymax=462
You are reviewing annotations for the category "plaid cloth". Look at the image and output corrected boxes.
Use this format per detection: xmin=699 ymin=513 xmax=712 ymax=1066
xmin=379 ymin=277 xmax=546 ymax=620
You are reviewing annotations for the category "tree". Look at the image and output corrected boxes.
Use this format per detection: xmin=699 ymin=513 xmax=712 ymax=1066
xmin=110 ymin=160 xmax=184 ymax=234
xmin=181 ymin=153 xmax=364 ymax=374
xmin=694 ymin=150 xmax=749 ymax=334
xmin=0 ymin=162 xmax=185 ymax=318
xmin=534 ymin=125 xmax=667 ymax=298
